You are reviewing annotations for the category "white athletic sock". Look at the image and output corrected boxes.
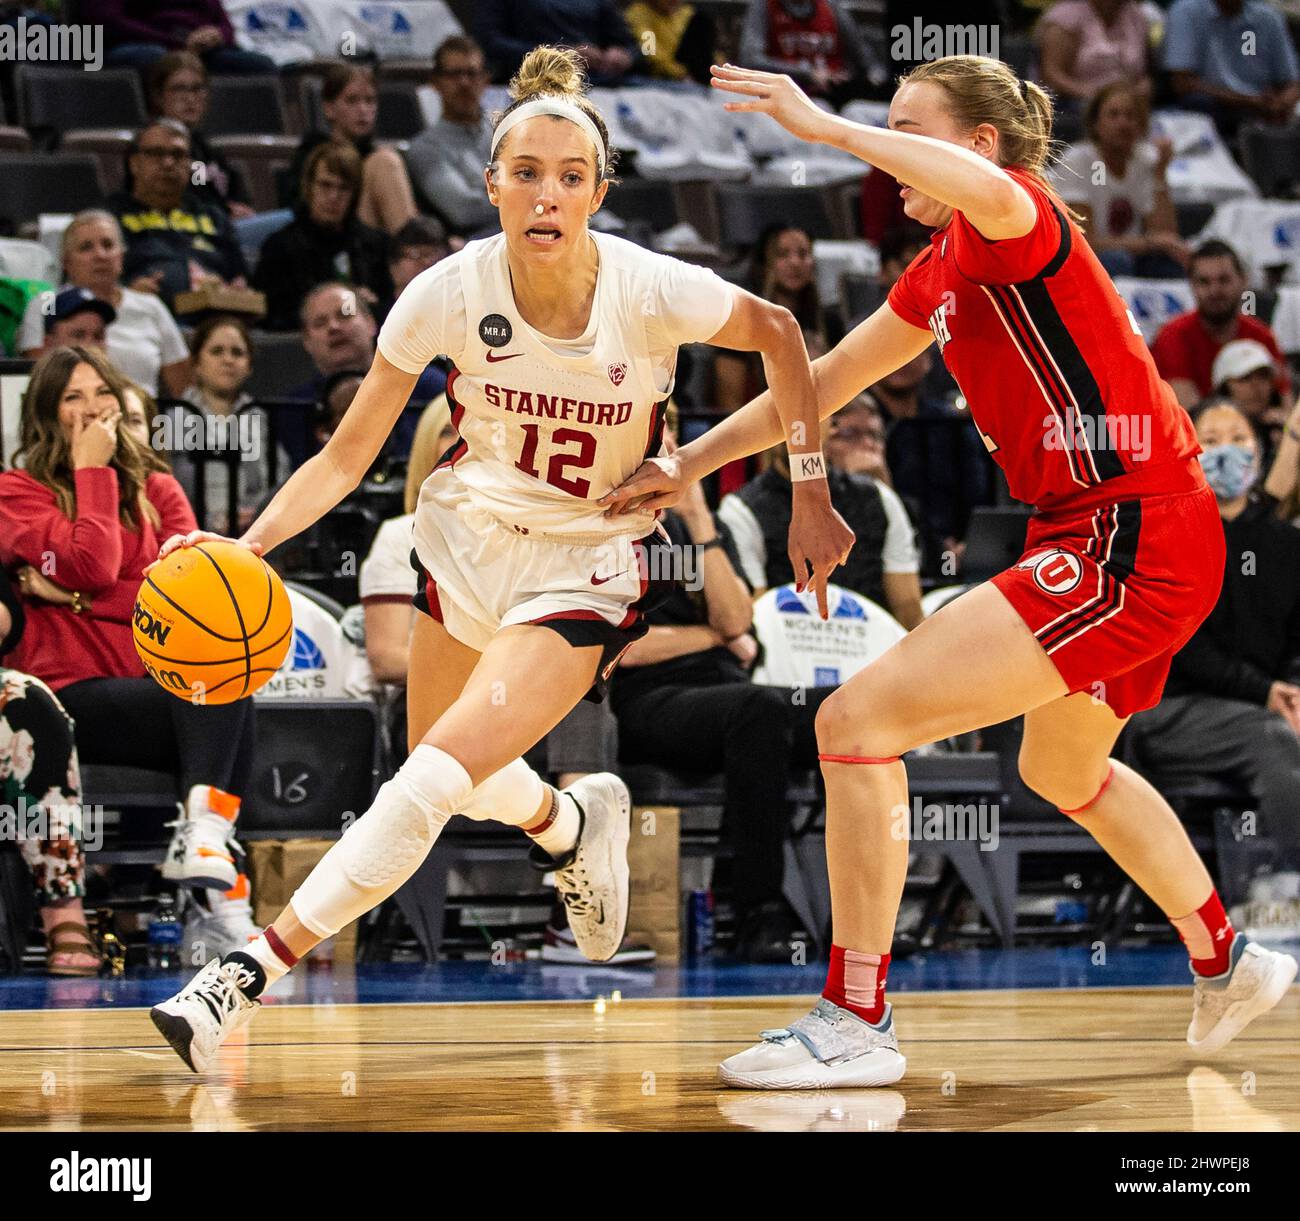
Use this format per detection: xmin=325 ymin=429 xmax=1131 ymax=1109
xmin=526 ymin=789 xmax=581 ymax=860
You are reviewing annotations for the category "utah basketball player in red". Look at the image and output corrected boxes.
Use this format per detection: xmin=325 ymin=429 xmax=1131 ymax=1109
xmin=605 ymin=55 xmax=1297 ymax=1088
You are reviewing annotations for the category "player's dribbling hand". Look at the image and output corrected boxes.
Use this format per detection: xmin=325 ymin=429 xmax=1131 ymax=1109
xmin=145 ymin=531 xmax=263 ymax=576
xmin=599 ymin=454 xmax=685 ymax=516
xmin=710 ymin=64 xmax=828 ymax=144
xmin=789 ymin=492 xmax=855 ymax=620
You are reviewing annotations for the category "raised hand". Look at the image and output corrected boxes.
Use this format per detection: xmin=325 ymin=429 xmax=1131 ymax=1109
xmin=710 ymin=63 xmax=828 ymax=144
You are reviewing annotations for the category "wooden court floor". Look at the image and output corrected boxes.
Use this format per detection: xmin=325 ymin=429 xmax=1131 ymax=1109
xmin=1 ymin=987 xmax=1296 ymax=1131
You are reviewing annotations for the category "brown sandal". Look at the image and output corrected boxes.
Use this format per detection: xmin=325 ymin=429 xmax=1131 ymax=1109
xmin=46 ymin=921 xmax=102 ymax=977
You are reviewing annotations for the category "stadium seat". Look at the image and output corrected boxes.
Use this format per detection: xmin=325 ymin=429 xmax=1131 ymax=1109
xmin=211 ymin=134 xmax=299 ymax=214
xmin=0 ymin=237 xmax=56 ymax=282
xmin=0 ymin=154 xmax=105 ymax=231
xmin=1174 ymin=200 xmax=1214 ymax=239
xmin=960 ymin=506 xmax=1031 ymax=583
xmin=60 ymin=129 xmax=134 ymax=196
xmin=751 ymin=583 xmax=906 ymax=688
xmin=604 ymin=177 xmax=679 ymax=233
xmin=240 ymin=698 xmax=384 ymax=835
xmin=201 ymin=76 xmax=290 ymax=137
xmin=841 ymin=273 xmax=884 ymax=325
xmin=243 ymin=331 xmax=320 ymax=399
xmin=1239 ymin=123 xmax=1300 ymax=200
xmin=15 ymin=66 xmax=146 ymax=145
xmin=713 ymin=184 xmax=837 ymax=250
xmin=0 ymin=127 xmax=31 ymax=153
xmin=376 ymin=82 xmax=425 ymax=141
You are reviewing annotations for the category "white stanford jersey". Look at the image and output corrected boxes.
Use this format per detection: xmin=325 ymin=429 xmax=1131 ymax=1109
xmin=379 ymin=231 xmax=736 ymax=540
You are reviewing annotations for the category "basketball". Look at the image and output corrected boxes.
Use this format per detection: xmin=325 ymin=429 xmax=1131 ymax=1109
xmin=132 ymin=541 xmax=293 ymax=705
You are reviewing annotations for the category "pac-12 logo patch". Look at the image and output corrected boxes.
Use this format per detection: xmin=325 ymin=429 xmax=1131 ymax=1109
xmin=1031 ymin=550 xmax=1083 ymax=595
xmin=608 ymin=361 xmax=627 ymax=386
xmin=479 ymin=313 xmax=512 ymax=347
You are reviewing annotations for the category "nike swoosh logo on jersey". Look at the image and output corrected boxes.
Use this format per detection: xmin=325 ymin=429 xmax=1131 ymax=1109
xmin=485 ymin=350 xmax=521 ymax=362
xmin=590 ymin=572 xmax=616 ymax=586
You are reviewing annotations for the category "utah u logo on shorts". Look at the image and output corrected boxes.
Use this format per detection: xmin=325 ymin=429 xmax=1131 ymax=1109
xmin=1028 ymin=549 xmax=1084 ymax=595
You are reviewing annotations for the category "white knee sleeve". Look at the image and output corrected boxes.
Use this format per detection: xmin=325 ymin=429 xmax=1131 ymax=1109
xmin=290 ymin=744 xmax=473 ymax=938
xmin=457 ymin=757 xmax=547 ymax=826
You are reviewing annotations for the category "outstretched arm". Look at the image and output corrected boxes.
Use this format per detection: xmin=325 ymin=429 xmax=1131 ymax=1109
xmin=711 ymin=64 xmax=1038 ymax=242
xmin=602 ymin=302 xmax=932 ymax=515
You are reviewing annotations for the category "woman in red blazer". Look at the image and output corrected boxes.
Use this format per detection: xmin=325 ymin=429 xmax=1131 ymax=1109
xmin=0 ymin=347 xmax=258 ymax=903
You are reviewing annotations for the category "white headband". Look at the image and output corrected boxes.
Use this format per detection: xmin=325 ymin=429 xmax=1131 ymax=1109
xmin=490 ymin=97 xmax=606 ymax=179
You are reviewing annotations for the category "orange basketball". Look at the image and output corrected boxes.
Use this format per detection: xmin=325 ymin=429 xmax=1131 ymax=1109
xmin=133 ymin=541 xmax=293 ymax=704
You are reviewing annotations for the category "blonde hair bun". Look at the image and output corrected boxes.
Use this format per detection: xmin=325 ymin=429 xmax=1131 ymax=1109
xmin=509 ymin=45 xmax=587 ymax=102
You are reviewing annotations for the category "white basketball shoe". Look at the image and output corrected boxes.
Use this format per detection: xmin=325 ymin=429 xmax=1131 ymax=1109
xmin=1187 ymin=934 xmax=1297 ymax=1055
xmin=719 ymin=998 xmax=907 ymax=1089
xmin=150 ymin=957 xmax=261 ymax=1073
xmin=533 ymin=773 xmax=631 ymax=963
xmin=161 ymin=785 xmax=241 ymax=891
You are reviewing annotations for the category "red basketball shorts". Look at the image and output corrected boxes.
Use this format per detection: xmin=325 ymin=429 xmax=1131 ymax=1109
xmin=990 ymin=483 xmax=1225 ymax=718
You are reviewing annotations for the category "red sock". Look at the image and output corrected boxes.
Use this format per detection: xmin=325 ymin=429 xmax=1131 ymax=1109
xmin=823 ymin=944 xmax=890 ymax=1024
xmin=1170 ymin=891 xmax=1236 ymax=977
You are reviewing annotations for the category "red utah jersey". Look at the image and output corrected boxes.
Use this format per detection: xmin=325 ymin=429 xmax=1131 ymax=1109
xmin=887 ymin=168 xmax=1202 ymax=513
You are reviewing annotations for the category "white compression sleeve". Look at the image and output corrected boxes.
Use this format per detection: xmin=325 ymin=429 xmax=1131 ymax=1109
xmin=290 ymin=744 xmax=474 ymax=938
xmin=456 ymin=757 xmax=547 ymax=826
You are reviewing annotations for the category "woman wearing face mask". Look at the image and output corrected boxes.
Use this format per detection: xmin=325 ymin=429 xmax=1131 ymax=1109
xmin=146 ymin=45 xmax=847 ymax=1071
xmin=606 ymin=56 xmax=1296 ymax=1088
xmin=1132 ymin=400 xmax=1300 ymax=943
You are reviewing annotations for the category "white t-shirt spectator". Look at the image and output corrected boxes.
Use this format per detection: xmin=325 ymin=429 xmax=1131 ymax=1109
xmin=1051 ymin=140 xmax=1160 ymax=241
xmin=718 ymin=479 xmax=919 ymax=592
xmin=360 ymin=512 xmax=418 ymax=604
xmin=18 ymin=286 xmax=188 ymax=395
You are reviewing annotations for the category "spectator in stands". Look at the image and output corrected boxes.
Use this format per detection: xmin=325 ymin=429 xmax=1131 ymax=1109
xmin=119 ymin=380 xmax=155 ymax=451
xmin=0 ymin=347 xmax=259 ymax=907
xmin=293 ymin=283 xmax=446 ymax=462
xmin=718 ymin=429 xmax=924 ymax=627
xmin=146 ymin=51 xmax=254 ymax=221
xmin=287 ymin=63 xmax=419 ymax=235
xmin=824 ymin=391 xmax=893 ymax=484
xmin=1036 ymin=0 xmax=1155 ymax=110
xmin=34 ymin=288 xmax=113 ymax=354
xmin=253 ymin=141 xmax=395 ymax=332
xmin=1265 ymin=393 xmax=1300 ymax=522
xmin=0 ymin=570 xmax=101 ymax=975
xmin=624 ymin=0 xmax=717 ymax=84
xmin=1164 ymin=0 xmax=1300 ymax=137
xmin=613 ymin=414 xmax=825 ymax=960
xmin=1130 ymin=399 xmax=1300 ymax=941
xmin=737 ymin=0 xmax=881 ymax=104
xmin=714 ymin=223 xmax=843 ymax=419
xmin=388 ymin=218 xmax=449 ymax=298
xmin=1151 ymin=240 xmax=1291 ymax=409
xmin=476 ymin=0 xmax=642 ymax=86
xmin=875 ymin=224 xmax=930 ymax=291
xmin=1052 ymin=81 xmax=1188 ymax=279
xmin=1212 ymin=337 xmax=1289 ymax=458
xmin=107 ymin=121 xmax=249 ymax=315
xmin=17 ymin=211 xmax=191 ymax=398
xmin=406 ymin=36 xmax=499 ymax=238
xmin=868 ymin=346 xmax=992 ymax=573
xmin=90 ymin=0 xmax=278 ymax=74
xmin=167 ymin=315 xmax=289 ymax=535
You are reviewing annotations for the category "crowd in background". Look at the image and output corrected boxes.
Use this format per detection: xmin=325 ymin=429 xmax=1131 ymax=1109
xmin=2 ymin=0 xmax=1300 ymax=970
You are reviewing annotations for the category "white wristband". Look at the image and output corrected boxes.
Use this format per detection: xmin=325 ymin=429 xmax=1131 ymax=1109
xmin=789 ymin=451 xmax=827 ymax=482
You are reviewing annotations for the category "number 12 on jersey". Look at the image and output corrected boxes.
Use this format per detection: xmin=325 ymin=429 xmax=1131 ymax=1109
xmin=515 ymin=424 xmax=598 ymax=496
